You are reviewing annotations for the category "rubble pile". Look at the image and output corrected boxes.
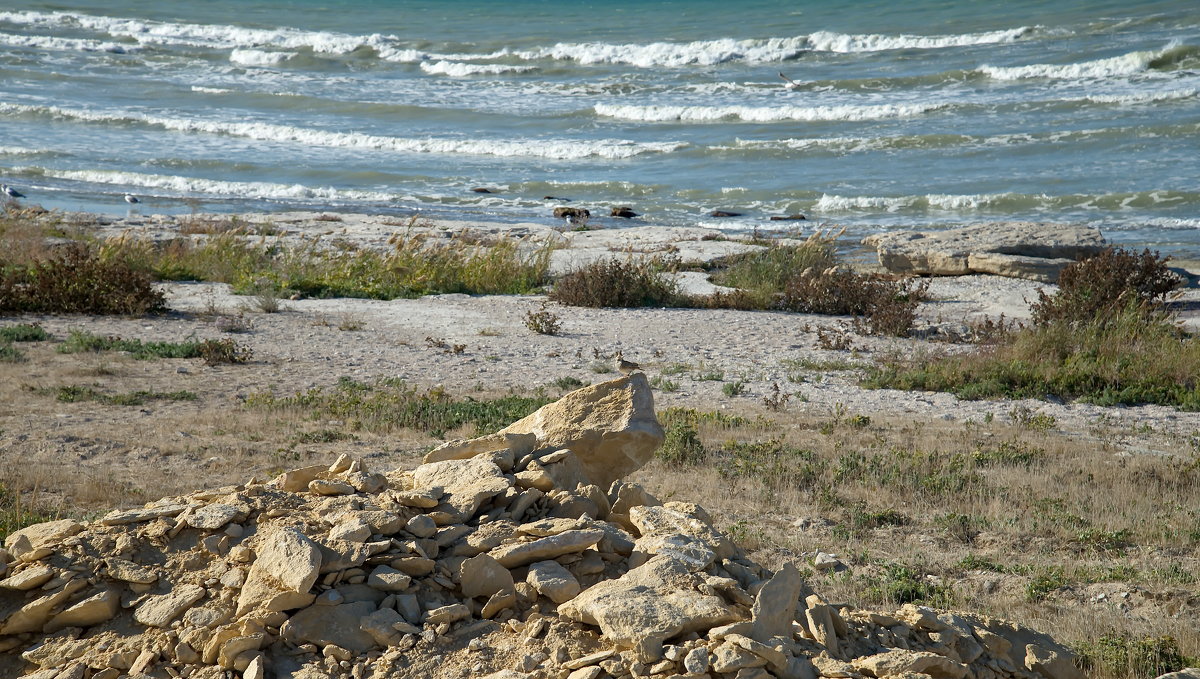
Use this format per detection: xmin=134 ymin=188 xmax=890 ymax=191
xmin=1 ymin=375 xmax=1084 ymax=679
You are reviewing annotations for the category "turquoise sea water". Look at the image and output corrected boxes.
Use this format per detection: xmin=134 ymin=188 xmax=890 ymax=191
xmin=1 ymin=0 xmax=1198 ymax=252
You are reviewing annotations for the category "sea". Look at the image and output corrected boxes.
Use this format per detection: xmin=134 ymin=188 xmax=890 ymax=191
xmin=1 ymin=0 xmax=1198 ymax=254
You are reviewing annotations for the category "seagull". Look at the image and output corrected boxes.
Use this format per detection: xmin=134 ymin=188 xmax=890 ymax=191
xmin=2 ymin=184 xmax=25 ymax=199
xmin=778 ymin=72 xmax=802 ymax=91
xmin=124 ymin=193 xmax=140 ymax=204
xmin=616 ymin=352 xmax=642 ymax=375
xmin=552 ymin=206 xmax=590 ymax=229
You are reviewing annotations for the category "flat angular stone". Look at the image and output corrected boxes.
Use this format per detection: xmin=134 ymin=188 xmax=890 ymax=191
xmin=0 ymin=579 xmax=86 ymax=634
xmin=3 ymin=519 xmax=84 ymax=557
xmin=489 ymin=529 xmax=605 ymax=568
xmin=527 ymin=560 xmax=581 ymax=604
xmin=105 ymin=558 xmax=158 ymax=584
xmin=45 ymin=587 xmax=120 ymax=632
xmin=0 ymin=564 xmax=55 ymax=590
xmin=187 ymin=503 xmax=245 ymax=531
xmin=460 ymin=553 xmax=514 ymax=599
xmin=100 ymin=503 xmax=189 ymax=526
xmin=134 ymin=584 xmax=206 ymax=627
xmin=281 ymin=600 xmax=378 ymax=653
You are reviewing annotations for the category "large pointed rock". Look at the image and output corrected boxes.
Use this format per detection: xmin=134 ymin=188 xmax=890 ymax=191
xmin=507 ymin=374 xmax=664 ymax=489
xmin=750 ymin=563 xmax=803 ymax=642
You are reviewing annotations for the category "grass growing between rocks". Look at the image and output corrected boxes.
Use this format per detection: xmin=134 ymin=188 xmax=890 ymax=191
xmin=245 ymin=377 xmax=553 ymax=438
xmin=639 ymin=406 xmax=1200 ymax=678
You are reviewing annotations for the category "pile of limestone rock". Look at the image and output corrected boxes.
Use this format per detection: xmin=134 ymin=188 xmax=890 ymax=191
xmin=1 ymin=374 xmax=1085 ymax=679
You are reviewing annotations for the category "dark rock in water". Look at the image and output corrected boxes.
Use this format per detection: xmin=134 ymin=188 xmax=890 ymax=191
xmin=709 ymin=210 xmax=742 ymax=218
xmin=472 ymin=187 xmax=494 ymax=193
xmin=543 ymin=196 xmax=569 ymax=201
xmin=770 ymin=214 xmax=807 ymax=221
xmin=553 ymin=207 xmax=590 ymax=221
xmin=610 ymin=206 xmax=639 ymax=218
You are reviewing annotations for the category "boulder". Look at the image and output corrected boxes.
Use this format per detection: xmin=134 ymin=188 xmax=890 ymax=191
xmin=280 ymin=600 xmax=378 ymax=653
xmin=460 ymin=553 xmax=514 ymax=599
xmin=134 ymin=584 xmax=206 ymax=628
xmin=4 ymin=520 xmax=84 ymax=557
xmin=236 ymin=527 xmax=322 ymax=615
xmin=750 ymin=563 xmax=803 ymax=642
xmin=497 ymin=374 xmax=665 ymax=489
xmin=527 ymin=560 xmax=581 ymax=604
xmin=410 ymin=457 xmax=512 ymax=522
xmin=863 ymin=222 xmax=1106 ymax=282
xmin=851 ymin=649 xmax=968 ymax=678
xmin=558 ymin=555 xmax=741 ymax=661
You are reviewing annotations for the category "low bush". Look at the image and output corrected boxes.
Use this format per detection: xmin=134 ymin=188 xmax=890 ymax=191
xmin=0 ymin=323 xmax=51 ymax=342
xmin=1031 ymin=247 xmax=1176 ymax=326
xmin=198 ymin=338 xmax=253 ymax=365
xmin=1080 ymin=634 xmax=1192 ymax=679
xmin=0 ymin=243 xmax=165 ymax=315
xmin=57 ymin=330 xmax=203 ymax=360
xmin=778 ymin=268 xmax=929 ymax=337
xmin=550 ymin=258 xmax=678 ymax=308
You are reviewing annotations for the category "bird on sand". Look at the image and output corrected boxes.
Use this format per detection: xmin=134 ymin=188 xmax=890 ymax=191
xmin=616 ymin=352 xmax=642 ymax=375
xmin=2 ymin=184 xmax=25 ymax=200
xmin=778 ymin=72 xmax=802 ymax=90
xmin=124 ymin=193 xmax=140 ymax=204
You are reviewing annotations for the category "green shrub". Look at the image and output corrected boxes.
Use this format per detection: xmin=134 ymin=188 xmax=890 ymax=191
xmin=1031 ymin=247 xmax=1176 ymax=327
xmin=0 ymin=323 xmax=51 ymax=342
xmin=1081 ymin=634 xmax=1192 ymax=679
xmin=0 ymin=342 xmax=23 ymax=362
xmin=0 ymin=243 xmax=165 ymax=314
xmin=657 ymin=424 xmax=707 ymax=466
xmin=57 ymin=330 xmax=203 ymax=360
xmin=778 ymin=268 xmax=929 ymax=337
xmin=550 ymin=258 xmax=678 ymax=308
xmin=865 ymin=562 xmax=955 ymax=607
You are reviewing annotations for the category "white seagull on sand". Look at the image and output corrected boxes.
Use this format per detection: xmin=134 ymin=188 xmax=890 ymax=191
xmin=2 ymin=184 xmax=25 ymax=199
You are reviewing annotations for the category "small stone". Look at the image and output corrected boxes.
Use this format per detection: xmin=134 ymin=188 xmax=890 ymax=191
xmin=367 ymin=565 xmax=412 ymax=592
xmin=425 ymin=603 xmax=471 ymax=625
xmin=526 ymin=560 xmax=581 ymax=604
xmin=405 ymin=515 xmax=438 ymax=539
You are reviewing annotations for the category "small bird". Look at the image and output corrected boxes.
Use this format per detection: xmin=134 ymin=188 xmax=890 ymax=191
xmin=616 ymin=352 xmax=642 ymax=375
xmin=124 ymin=193 xmax=140 ymax=204
xmin=778 ymin=71 xmax=802 ymax=91
xmin=2 ymin=184 xmax=25 ymax=199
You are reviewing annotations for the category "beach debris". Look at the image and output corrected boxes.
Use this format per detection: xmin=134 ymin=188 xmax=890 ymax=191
xmin=0 ymin=374 xmax=1084 ymax=679
xmin=863 ymin=221 xmax=1107 ymax=283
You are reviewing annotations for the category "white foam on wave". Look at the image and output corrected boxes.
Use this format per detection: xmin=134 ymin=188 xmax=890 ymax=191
xmin=419 ymin=60 xmax=535 ymax=76
xmin=0 ymin=145 xmax=48 ymax=155
xmin=807 ymin=26 xmax=1033 ymax=53
xmin=190 ymin=86 xmax=235 ymax=94
xmin=230 ymin=49 xmax=295 ymax=67
xmin=1082 ymin=88 xmax=1198 ymax=104
xmin=0 ymin=30 xmax=133 ymax=53
xmin=27 ymin=167 xmax=400 ymax=202
xmin=0 ymin=9 xmax=389 ymax=54
xmin=514 ymin=36 xmax=809 ymax=68
xmin=0 ymin=102 xmax=687 ymax=160
xmin=594 ymin=102 xmax=947 ymax=123
xmin=980 ymin=47 xmax=1163 ymax=81
xmin=815 ymin=193 xmax=1007 ymax=212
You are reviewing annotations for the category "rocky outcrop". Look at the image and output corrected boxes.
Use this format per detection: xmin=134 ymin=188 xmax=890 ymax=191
xmin=0 ymin=379 xmax=1086 ymax=679
xmin=863 ymin=222 xmax=1107 ymax=282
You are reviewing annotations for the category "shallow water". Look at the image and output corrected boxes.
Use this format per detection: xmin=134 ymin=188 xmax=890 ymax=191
xmin=1 ymin=0 xmax=1197 ymax=252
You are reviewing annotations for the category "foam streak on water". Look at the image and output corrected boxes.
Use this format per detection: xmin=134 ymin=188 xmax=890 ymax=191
xmin=1 ymin=0 xmax=1197 ymax=253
